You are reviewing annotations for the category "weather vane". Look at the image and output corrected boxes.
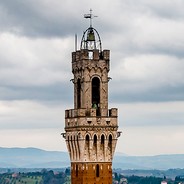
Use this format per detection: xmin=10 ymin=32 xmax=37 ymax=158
xmin=84 ymin=9 xmax=98 ymax=27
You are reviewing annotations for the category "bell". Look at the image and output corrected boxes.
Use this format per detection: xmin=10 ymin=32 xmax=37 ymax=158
xmin=87 ymin=30 xmax=95 ymax=41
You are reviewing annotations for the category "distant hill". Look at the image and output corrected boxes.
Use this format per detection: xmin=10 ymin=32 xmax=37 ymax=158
xmin=113 ymin=154 xmax=184 ymax=170
xmin=0 ymin=147 xmax=69 ymax=168
xmin=0 ymin=147 xmax=184 ymax=169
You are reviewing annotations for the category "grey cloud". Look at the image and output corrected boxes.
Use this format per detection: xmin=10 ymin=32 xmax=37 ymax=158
xmin=104 ymin=21 xmax=184 ymax=59
xmin=0 ymin=83 xmax=73 ymax=103
xmin=1 ymin=0 xmax=184 ymax=40
xmin=115 ymin=101 xmax=184 ymax=127
xmin=99 ymin=0 xmax=184 ymax=60
xmin=109 ymin=84 xmax=184 ymax=103
xmin=0 ymin=0 xmax=84 ymax=38
xmin=120 ymin=0 xmax=184 ymax=20
xmin=0 ymin=0 xmax=184 ymax=104
xmin=0 ymin=100 xmax=66 ymax=130
xmin=139 ymin=0 xmax=184 ymax=20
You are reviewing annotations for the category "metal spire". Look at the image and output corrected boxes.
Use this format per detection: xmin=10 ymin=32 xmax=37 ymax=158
xmin=84 ymin=9 xmax=98 ymax=27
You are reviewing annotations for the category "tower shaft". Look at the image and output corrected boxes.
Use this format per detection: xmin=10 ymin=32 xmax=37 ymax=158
xmin=62 ymin=25 xmax=121 ymax=184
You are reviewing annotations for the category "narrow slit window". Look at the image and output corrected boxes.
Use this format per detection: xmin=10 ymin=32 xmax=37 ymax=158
xmin=96 ymin=164 xmax=99 ymax=177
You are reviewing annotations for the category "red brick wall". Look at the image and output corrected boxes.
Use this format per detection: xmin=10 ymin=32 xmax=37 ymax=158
xmin=71 ymin=162 xmax=112 ymax=184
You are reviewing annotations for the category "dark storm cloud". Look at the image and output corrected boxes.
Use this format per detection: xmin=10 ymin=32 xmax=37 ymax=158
xmin=0 ymin=0 xmax=83 ymax=38
xmin=0 ymin=83 xmax=73 ymax=103
xmin=109 ymin=85 xmax=184 ymax=103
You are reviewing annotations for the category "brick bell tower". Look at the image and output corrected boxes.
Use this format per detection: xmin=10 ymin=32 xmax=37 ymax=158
xmin=62 ymin=10 xmax=121 ymax=184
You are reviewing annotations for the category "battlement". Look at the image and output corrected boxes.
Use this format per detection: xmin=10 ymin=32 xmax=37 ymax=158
xmin=72 ymin=49 xmax=110 ymax=62
xmin=65 ymin=108 xmax=117 ymax=118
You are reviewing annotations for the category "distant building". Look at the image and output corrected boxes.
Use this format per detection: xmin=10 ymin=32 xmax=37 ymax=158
xmin=12 ymin=173 xmax=19 ymax=178
xmin=120 ymin=178 xmax=128 ymax=184
xmin=54 ymin=171 xmax=59 ymax=175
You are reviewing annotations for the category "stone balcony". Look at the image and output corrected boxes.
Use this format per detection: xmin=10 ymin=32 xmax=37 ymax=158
xmin=65 ymin=108 xmax=118 ymax=128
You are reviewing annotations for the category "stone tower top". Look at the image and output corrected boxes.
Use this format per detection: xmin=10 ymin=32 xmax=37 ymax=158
xmin=81 ymin=9 xmax=102 ymax=51
xmin=80 ymin=26 xmax=102 ymax=51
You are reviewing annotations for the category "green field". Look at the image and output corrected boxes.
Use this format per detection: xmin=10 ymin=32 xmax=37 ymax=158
xmin=0 ymin=175 xmax=42 ymax=184
xmin=0 ymin=171 xmax=71 ymax=184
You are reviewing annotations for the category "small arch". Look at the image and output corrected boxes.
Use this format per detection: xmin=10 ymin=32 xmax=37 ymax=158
xmin=96 ymin=164 xmax=100 ymax=177
xmin=85 ymin=134 xmax=90 ymax=159
xmin=100 ymin=134 xmax=105 ymax=157
xmin=94 ymin=134 xmax=97 ymax=145
xmin=85 ymin=134 xmax=90 ymax=148
xmin=101 ymin=134 xmax=105 ymax=145
xmin=109 ymin=134 xmax=112 ymax=143
xmin=86 ymin=134 xmax=90 ymax=142
xmin=93 ymin=134 xmax=97 ymax=151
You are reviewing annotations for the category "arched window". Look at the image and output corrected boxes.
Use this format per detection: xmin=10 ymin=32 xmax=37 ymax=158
xmin=109 ymin=134 xmax=112 ymax=144
xmin=94 ymin=134 xmax=97 ymax=144
xmin=101 ymin=134 xmax=105 ymax=145
xmin=93 ymin=134 xmax=97 ymax=149
xmin=92 ymin=77 xmax=100 ymax=108
xmin=85 ymin=134 xmax=90 ymax=159
xmin=108 ymin=134 xmax=112 ymax=152
xmin=96 ymin=164 xmax=100 ymax=177
xmin=85 ymin=134 xmax=90 ymax=147
xmin=77 ymin=79 xmax=81 ymax=108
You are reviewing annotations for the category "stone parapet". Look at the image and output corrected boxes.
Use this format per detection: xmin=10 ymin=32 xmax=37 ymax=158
xmin=65 ymin=116 xmax=118 ymax=128
xmin=72 ymin=49 xmax=110 ymax=63
xmin=65 ymin=108 xmax=117 ymax=119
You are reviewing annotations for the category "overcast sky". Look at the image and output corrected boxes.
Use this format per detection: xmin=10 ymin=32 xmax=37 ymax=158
xmin=0 ymin=0 xmax=184 ymax=156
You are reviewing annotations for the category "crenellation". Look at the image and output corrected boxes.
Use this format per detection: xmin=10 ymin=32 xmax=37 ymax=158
xmin=72 ymin=52 xmax=76 ymax=63
xmin=103 ymin=50 xmax=110 ymax=60
xmin=93 ymin=49 xmax=100 ymax=60
xmin=65 ymin=108 xmax=118 ymax=118
xmin=109 ymin=108 xmax=118 ymax=116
